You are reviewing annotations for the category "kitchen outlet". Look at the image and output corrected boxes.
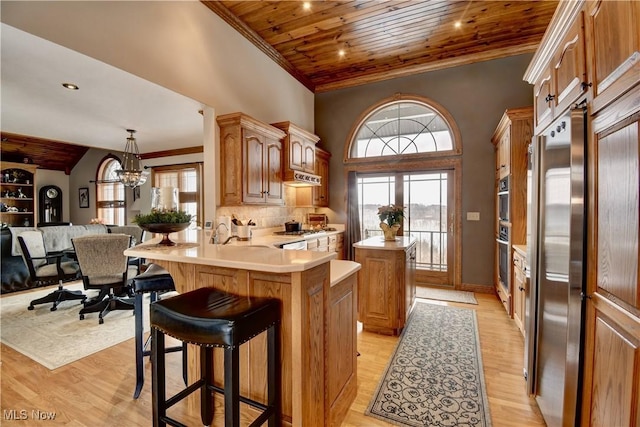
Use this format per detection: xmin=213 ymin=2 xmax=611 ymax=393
xmin=467 ymin=212 xmax=480 ymax=221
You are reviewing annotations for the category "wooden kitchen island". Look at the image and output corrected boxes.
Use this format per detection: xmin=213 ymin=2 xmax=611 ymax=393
xmin=125 ymin=230 xmax=359 ymax=427
xmin=354 ymin=236 xmax=416 ymax=336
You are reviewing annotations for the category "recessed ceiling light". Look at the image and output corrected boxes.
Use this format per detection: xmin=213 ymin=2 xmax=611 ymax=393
xmin=338 ymin=49 xmax=345 ymax=57
xmin=303 ymin=2 xmax=311 ymax=10
xmin=454 ymin=21 xmax=462 ymax=28
xmin=62 ymin=83 xmax=79 ymax=90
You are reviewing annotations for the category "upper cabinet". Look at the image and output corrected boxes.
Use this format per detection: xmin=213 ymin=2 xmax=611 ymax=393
xmin=585 ymin=0 xmax=640 ymax=114
xmin=0 ymin=161 xmax=38 ymax=227
xmin=217 ymin=113 xmax=286 ymax=206
xmin=312 ymin=148 xmax=331 ymax=207
xmin=532 ymin=10 xmax=587 ymax=133
xmin=271 ymin=121 xmax=320 ymax=176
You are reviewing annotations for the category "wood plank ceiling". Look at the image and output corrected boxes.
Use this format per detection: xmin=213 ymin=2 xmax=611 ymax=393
xmin=0 ymin=132 xmax=90 ymax=175
xmin=203 ymin=0 xmax=559 ymax=92
xmin=3 ymin=1 xmax=559 ymax=172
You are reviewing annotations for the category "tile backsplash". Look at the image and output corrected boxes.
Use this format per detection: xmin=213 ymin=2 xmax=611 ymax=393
xmin=216 ymin=187 xmax=315 ymax=229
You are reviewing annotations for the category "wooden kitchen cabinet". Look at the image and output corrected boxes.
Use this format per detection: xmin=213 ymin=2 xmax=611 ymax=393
xmin=0 ymin=161 xmax=37 ymax=227
xmin=312 ymin=147 xmax=330 ymax=207
xmin=491 ymin=107 xmax=532 ymax=316
xmin=512 ymin=246 xmax=527 ymax=336
xmin=354 ymin=236 xmax=416 ymax=336
xmin=217 ymin=113 xmax=286 ymax=206
xmin=271 ymin=121 xmax=320 ymax=176
xmin=585 ymin=0 xmax=640 ymax=114
xmin=582 ymin=90 xmax=639 ymax=427
xmin=552 ymin=11 xmax=587 ymax=116
xmin=525 ymin=1 xmax=640 ymax=423
xmin=533 ymin=12 xmax=587 ymax=134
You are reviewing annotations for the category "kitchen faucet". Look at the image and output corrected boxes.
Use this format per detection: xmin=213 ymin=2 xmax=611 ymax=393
xmin=210 ymin=223 xmax=229 ymax=244
xmin=210 ymin=223 xmax=239 ymax=245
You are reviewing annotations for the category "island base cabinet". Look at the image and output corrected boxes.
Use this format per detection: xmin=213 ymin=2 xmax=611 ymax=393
xmin=148 ymin=259 xmax=335 ymax=427
xmin=355 ymin=240 xmax=416 ymax=336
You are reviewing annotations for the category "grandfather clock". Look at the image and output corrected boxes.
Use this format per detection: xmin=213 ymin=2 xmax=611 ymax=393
xmin=39 ymin=185 xmax=62 ymax=224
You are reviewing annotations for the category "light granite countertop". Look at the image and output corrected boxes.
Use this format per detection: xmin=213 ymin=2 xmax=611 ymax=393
xmin=353 ymin=235 xmax=416 ymax=250
xmin=125 ymin=229 xmax=336 ymax=273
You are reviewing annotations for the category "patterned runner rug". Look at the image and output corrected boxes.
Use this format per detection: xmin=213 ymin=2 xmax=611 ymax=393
xmin=365 ymin=301 xmax=492 ymax=427
xmin=415 ymin=287 xmax=478 ymax=304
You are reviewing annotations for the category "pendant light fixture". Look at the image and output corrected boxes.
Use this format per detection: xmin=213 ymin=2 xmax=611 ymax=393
xmin=115 ymin=129 xmax=149 ymax=188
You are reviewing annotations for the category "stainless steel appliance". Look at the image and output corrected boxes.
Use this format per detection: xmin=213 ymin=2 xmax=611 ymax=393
xmin=525 ymin=103 xmax=587 ymax=427
xmin=496 ymin=225 xmax=510 ymax=294
xmin=498 ymin=177 xmax=509 ymax=221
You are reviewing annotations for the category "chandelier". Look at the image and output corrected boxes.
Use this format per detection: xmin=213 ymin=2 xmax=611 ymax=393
xmin=116 ymin=129 xmax=149 ymax=188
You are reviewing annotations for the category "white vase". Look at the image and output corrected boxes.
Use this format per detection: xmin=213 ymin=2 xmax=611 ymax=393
xmin=380 ymin=222 xmax=400 ymax=241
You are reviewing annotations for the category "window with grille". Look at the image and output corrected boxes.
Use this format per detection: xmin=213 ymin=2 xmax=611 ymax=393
xmin=349 ymin=100 xmax=456 ymax=159
xmin=96 ymin=156 xmax=125 ymax=225
xmin=152 ymin=163 xmax=202 ymax=228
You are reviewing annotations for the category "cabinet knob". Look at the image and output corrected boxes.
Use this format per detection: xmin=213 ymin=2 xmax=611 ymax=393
xmin=545 ymin=94 xmax=555 ymax=103
xmin=519 ymin=286 xmax=525 ymax=291
xmin=581 ymin=81 xmax=592 ymax=90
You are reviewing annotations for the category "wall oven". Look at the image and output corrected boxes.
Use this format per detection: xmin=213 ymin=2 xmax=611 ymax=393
xmin=498 ymin=176 xmax=509 ymax=221
xmin=496 ymin=225 xmax=509 ymax=291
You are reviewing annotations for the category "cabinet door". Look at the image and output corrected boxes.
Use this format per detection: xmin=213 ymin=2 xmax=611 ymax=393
xmin=265 ymin=137 xmax=284 ymax=204
xmin=312 ymin=149 xmax=330 ymax=207
xmin=243 ymin=130 xmax=267 ymax=204
xmin=534 ymin=68 xmax=554 ymax=133
xmin=355 ymin=249 xmax=398 ymax=333
xmin=586 ymin=0 xmax=640 ymax=113
xmin=553 ymin=11 xmax=587 ymax=115
xmin=583 ymin=95 xmax=640 ymax=425
xmin=498 ymin=129 xmax=511 ymax=179
xmin=302 ymin=141 xmax=315 ymax=173
xmin=512 ymin=252 xmax=526 ymax=336
xmin=289 ymin=136 xmax=315 ymax=173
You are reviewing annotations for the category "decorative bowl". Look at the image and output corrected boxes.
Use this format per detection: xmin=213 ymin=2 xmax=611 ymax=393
xmin=139 ymin=222 xmax=190 ymax=246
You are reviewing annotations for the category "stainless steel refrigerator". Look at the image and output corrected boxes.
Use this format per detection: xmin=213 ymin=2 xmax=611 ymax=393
xmin=524 ymin=103 xmax=587 ymax=427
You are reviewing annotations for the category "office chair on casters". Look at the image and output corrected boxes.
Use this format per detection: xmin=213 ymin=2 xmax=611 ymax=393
xmin=18 ymin=230 xmax=84 ymax=311
xmin=72 ymin=234 xmax=137 ymax=324
xmin=108 ymin=225 xmax=146 ymax=272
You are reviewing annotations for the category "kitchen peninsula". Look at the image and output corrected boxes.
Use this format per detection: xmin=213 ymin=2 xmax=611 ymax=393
xmin=124 ymin=230 xmax=359 ymax=427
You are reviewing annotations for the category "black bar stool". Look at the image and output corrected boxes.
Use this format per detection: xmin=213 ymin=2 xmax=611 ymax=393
xmin=132 ymin=263 xmax=187 ymax=399
xmin=150 ymin=287 xmax=281 ymax=427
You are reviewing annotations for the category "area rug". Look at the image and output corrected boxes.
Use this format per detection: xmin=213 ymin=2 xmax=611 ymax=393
xmin=365 ymin=301 xmax=492 ymax=427
xmin=0 ymin=281 xmax=152 ymax=370
xmin=415 ymin=287 xmax=478 ymax=304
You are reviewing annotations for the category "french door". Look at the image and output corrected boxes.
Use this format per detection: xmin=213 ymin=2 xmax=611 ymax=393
xmin=357 ymin=170 xmax=455 ymax=287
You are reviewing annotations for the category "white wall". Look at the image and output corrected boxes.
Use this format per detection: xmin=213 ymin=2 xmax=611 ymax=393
xmin=2 ymin=1 xmax=315 ymax=224
xmin=0 ymin=1 xmax=314 ymax=128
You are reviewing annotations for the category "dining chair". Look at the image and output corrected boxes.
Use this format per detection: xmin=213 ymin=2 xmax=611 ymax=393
xmin=108 ymin=225 xmax=146 ymax=270
xmin=72 ymin=233 xmax=137 ymax=324
xmin=18 ymin=230 xmax=84 ymax=311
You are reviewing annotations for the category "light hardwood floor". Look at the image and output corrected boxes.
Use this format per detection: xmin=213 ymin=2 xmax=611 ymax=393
xmin=0 ymin=289 xmax=545 ymax=426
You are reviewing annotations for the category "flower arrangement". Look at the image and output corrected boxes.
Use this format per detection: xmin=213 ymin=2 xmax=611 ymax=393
xmin=90 ymin=218 xmax=104 ymax=224
xmin=133 ymin=208 xmax=192 ymax=226
xmin=377 ymin=204 xmax=405 ymax=226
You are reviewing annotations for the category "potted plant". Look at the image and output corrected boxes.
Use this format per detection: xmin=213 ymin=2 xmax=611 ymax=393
xmin=377 ymin=204 xmax=405 ymax=241
xmin=133 ymin=208 xmax=192 ymax=246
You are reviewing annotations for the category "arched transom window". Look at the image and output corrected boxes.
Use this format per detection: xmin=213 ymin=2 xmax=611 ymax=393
xmin=348 ymin=98 xmax=458 ymax=159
